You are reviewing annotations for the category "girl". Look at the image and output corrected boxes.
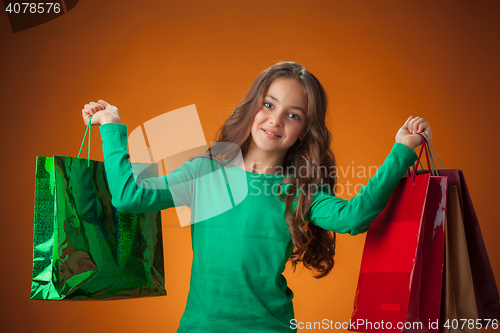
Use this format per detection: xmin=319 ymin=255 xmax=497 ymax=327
xmin=82 ymin=61 xmax=432 ymax=332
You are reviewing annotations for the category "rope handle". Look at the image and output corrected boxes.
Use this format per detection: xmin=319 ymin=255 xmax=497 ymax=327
xmin=421 ymin=132 xmax=446 ymax=172
xmin=406 ymin=132 xmax=446 ymax=180
xmin=414 ymin=133 xmax=431 ymax=183
xmin=77 ymin=115 xmax=93 ymax=167
xmin=405 ymin=133 xmax=430 ymax=184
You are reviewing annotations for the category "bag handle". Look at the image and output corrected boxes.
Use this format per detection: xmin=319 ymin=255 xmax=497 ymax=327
xmin=77 ymin=115 xmax=93 ymax=167
xmin=421 ymin=132 xmax=446 ymax=173
xmin=407 ymin=133 xmax=432 ymax=184
xmin=420 ymin=133 xmax=439 ymax=176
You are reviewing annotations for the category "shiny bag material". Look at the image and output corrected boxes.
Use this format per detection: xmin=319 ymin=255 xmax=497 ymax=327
xmin=31 ymin=119 xmax=166 ymax=300
xmin=349 ymin=135 xmax=448 ymax=333
xmin=413 ymin=140 xmax=500 ymax=322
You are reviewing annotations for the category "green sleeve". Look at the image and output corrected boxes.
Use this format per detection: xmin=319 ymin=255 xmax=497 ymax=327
xmin=306 ymin=142 xmax=419 ymax=236
xmin=99 ymin=123 xmax=198 ymax=214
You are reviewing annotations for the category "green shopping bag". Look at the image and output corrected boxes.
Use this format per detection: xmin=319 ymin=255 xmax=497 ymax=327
xmin=31 ymin=118 xmax=166 ymax=300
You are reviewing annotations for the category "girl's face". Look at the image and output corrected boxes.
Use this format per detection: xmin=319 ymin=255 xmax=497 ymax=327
xmin=249 ymin=77 xmax=308 ymax=156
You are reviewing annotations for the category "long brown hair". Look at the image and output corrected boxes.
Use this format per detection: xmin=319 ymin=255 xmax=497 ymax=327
xmin=195 ymin=61 xmax=337 ymax=278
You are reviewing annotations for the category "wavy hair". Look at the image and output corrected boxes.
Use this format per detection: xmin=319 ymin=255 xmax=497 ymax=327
xmin=193 ymin=61 xmax=337 ymax=278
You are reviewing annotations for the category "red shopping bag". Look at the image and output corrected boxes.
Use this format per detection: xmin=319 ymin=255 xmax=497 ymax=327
xmin=349 ymin=136 xmax=447 ymax=333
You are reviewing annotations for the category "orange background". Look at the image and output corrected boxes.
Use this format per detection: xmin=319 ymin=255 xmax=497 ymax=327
xmin=1 ymin=0 xmax=499 ymax=332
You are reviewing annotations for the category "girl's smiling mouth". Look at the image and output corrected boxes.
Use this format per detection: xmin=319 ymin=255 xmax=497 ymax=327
xmin=262 ymin=128 xmax=282 ymax=138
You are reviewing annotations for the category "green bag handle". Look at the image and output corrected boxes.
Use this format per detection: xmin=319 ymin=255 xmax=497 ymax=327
xmin=77 ymin=115 xmax=93 ymax=167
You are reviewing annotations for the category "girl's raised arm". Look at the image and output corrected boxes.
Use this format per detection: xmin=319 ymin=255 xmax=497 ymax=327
xmin=82 ymin=100 xmax=199 ymax=215
xmin=306 ymin=116 xmax=432 ymax=235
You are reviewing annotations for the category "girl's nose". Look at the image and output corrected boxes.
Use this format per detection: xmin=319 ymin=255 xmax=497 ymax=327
xmin=269 ymin=111 xmax=284 ymax=127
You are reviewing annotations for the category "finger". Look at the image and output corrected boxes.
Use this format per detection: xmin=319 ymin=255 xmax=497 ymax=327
xmin=98 ymin=99 xmax=110 ymax=108
xmin=83 ymin=110 xmax=100 ymax=126
xmin=424 ymin=126 xmax=433 ymax=140
xmin=408 ymin=116 xmax=420 ymax=126
xmin=408 ymin=117 xmax=420 ymax=133
xmin=416 ymin=121 xmax=428 ymax=134
xmin=89 ymin=102 xmax=105 ymax=110
xmin=83 ymin=103 xmax=94 ymax=113
xmin=412 ymin=118 xmax=425 ymax=133
xmin=82 ymin=107 xmax=92 ymax=117
xmin=88 ymin=102 xmax=104 ymax=115
xmin=82 ymin=111 xmax=91 ymax=126
xmin=403 ymin=116 xmax=414 ymax=129
xmin=412 ymin=117 xmax=426 ymax=134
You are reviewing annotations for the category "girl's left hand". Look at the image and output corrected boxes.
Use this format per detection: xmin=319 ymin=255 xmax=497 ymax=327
xmin=395 ymin=116 xmax=433 ymax=150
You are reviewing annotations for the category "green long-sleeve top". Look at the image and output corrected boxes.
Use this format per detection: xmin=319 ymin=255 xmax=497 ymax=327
xmin=99 ymin=123 xmax=419 ymax=332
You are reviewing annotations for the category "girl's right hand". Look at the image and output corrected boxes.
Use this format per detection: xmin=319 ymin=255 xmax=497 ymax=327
xmin=82 ymin=99 xmax=121 ymax=126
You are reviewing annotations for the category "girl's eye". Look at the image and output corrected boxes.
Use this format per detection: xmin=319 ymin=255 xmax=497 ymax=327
xmin=264 ymin=102 xmax=273 ymax=109
xmin=288 ymin=113 xmax=301 ymax=120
